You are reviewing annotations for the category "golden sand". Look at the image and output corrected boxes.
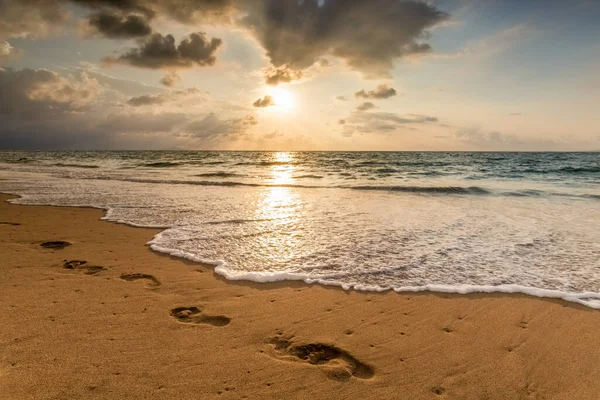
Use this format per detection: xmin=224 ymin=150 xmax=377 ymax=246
xmin=1 ymin=194 xmax=599 ymax=399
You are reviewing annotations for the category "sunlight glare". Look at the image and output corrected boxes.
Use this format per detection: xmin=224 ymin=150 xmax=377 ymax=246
xmin=269 ymin=87 xmax=295 ymax=112
xmin=269 ymin=152 xmax=295 ymax=185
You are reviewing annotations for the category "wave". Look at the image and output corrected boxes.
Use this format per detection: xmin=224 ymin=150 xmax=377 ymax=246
xmin=84 ymin=176 xmax=497 ymax=196
xmin=205 ymin=217 xmax=284 ymax=225
xmin=141 ymin=162 xmax=183 ymax=168
xmin=293 ymin=174 xmax=324 ymax=179
xmin=518 ymin=166 xmax=600 ymax=175
xmin=559 ymin=166 xmax=600 ymax=174
xmin=79 ymin=176 xmax=600 ymax=199
xmin=145 ymin=237 xmax=600 ymax=309
xmin=194 ymin=172 xmax=245 ymax=178
xmin=5 ymin=189 xmax=600 ymax=309
xmin=54 ymin=163 xmax=100 ymax=169
xmin=349 ymin=185 xmax=491 ymax=195
xmin=234 ymin=161 xmax=296 ymax=167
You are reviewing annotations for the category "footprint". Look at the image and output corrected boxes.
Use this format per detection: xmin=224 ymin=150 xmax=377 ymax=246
xmin=170 ymin=307 xmax=230 ymax=327
xmin=41 ymin=241 xmax=71 ymax=249
xmin=0 ymin=222 xmax=20 ymax=226
xmin=120 ymin=273 xmax=161 ymax=289
xmin=63 ymin=260 xmax=106 ymax=275
xmin=268 ymin=337 xmax=374 ymax=382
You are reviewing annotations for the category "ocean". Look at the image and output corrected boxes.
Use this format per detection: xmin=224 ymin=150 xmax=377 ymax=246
xmin=1 ymin=151 xmax=599 ymax=307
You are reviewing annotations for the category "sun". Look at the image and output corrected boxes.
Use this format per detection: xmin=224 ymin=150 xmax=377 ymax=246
xmin=269 ymin=87 xmax=295 ymax=112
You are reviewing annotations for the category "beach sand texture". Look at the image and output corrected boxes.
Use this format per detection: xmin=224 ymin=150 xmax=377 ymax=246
xmin=1 ymin=194 xmax=599 ymax=399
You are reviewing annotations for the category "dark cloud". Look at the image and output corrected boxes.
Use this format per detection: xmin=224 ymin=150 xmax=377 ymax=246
xmin=335 ymin=95 xmax=347 ymax=101
xmin=356 ymin=102 xmax=376 ymax=111
xmin=240 ymin=0 xmax=448 ymax=78
xmin=159 ymin=71 xmax=180 ymax=87
xmin=264 ymin=65 xmax=303 ymax=86
xmin=87 ymin=12 xmax=152 ymax=38
xmin=338 ymin=119 xmax=346 ymax=125
xmin=355 ymin=84 xmax=397 ymax=100
xmin=3 ymin=1 xmax=448 ymax=79
xmin=253 ymin=95 xmax=275 ymax=108
xmin=104 ymin=32 xmax=222 ymax=69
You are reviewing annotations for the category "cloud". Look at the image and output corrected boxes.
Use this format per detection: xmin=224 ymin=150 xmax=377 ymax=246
xmin=0 ymin=1 xmax=69 ymax=41
xmin=159 ymin=71 xmax=180 ymax=87
xmin=0 ymin=66 xmax=254 ymax=149
xmin=0 ymin=40 xmax=17 ymax=62
xmin=240 ymin=0 xmax=448 ymax=78
xmin=264 ymin=64 xmax=303 ymax=86
xmin=341 ymin=110 xmax=439 ymax=136
xmin=183 ymin=112 xmax=255 ymax=140
xmin=0 ymin=67 xmax=100 ymax=116
xmin=85 ymin=12 xmax=152 ymax=38
xmin=3 ymin=1 xmax=449 ymax=79
xmin=450 ymin=127 xmax=554 ymax=150
xmin=253 ymin=95 xmax=275 ymax=108
xmin=237 ymin=114 xmax=258 ymax=126
xmin=70 ymin=0 xmax=156 ymax=18
xmin=335 ymin=95 xmax=347 ymax=101
xmin=70 ymin=0 xmax=237 ymax=23
xmin=355 ymin=84 xmax=397 ymax=100
xmin=338 ymin=119 xmax=346 ymax=124
xmin=126 ymin=87 xmax=206 ymax=107
xmin=450 ymin=126 xmax=583 ymax=151
xmin=0 ymin=67 xmax=109 ymax=149
xmin=104 ymin=32 xmax=222 ymax=69
xmin=356 ymin=102 xmax=376 ymax=111
xmin=430 ymin=24 xmax=534 ymax=62
xmin=127 ymin=94 xmax=166 ymax=107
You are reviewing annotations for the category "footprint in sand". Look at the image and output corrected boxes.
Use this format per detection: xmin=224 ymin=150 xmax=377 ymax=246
xmin=120 ymin=273 xmax=161 ymax=289
xmin=63 ymin=260 xmax=106 ymax=275
xmin=41 ymin=241 xmax=71 ymax=249
xmin=170 ymin=306 xmax=231 ymax=327
xmin=0 ymin=222 xmax=20 ymax=226
xmin=268 ymin=336 xmax=375 ymax=382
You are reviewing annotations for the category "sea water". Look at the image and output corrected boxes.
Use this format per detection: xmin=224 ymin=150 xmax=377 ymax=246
xmin=1 ymin=151 xmax=599 ymax=307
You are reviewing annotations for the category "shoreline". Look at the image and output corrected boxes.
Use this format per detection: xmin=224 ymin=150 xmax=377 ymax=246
xmin=4 ymin=191 xmax=600 ymax=309
xmin=1 ymin=193 xmax=600 ymax=399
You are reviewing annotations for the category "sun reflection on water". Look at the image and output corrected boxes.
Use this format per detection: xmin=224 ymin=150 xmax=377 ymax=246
xmin=253 ymin=152 xmax=307 ymax=263
xmin=269 ymin=152 xmax=295 ymax=185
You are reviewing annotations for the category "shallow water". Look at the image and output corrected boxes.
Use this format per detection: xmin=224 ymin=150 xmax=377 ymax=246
xmin=1 ymin=151 xmax=599 ymax=307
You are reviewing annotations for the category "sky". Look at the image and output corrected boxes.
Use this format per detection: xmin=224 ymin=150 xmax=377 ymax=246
xmin=0 ymin=0 xmax=598 ymax=151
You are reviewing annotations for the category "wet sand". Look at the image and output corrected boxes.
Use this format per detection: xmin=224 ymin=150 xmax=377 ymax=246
xmin=1 ymin=193 xmax=599 ymax=399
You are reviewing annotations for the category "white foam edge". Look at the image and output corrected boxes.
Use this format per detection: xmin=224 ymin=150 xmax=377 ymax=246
xmin=5 ymin=193 xmax=171 ymax=230
xmin=147 ymin=237 xmax=600 ymax=309
xmin=5 ymin=191 xmax=600 ymax=310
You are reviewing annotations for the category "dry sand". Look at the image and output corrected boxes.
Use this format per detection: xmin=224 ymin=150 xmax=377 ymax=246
xmin=1 ymin=193 xmax=600 ymax=399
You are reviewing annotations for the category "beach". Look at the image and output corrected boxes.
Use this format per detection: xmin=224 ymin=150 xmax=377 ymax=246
xmin=1 ymin=192 xmax=599 ymax=399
